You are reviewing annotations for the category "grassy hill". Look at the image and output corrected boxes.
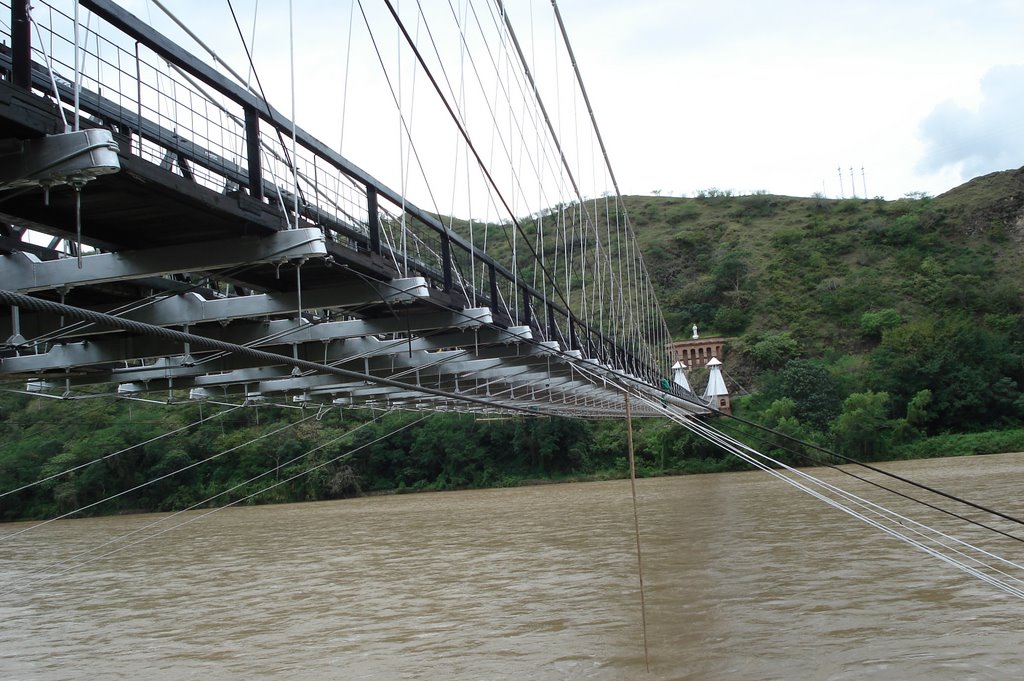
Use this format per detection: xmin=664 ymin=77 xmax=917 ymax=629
xmin=625 ymin=167 xmax=1024 ymax=453
xmin=629 ymin=168 xmax=1024 ymax=351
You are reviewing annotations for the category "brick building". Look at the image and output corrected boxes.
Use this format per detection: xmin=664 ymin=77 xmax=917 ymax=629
xmin=666 ymin=332 xmax=730 ymax=369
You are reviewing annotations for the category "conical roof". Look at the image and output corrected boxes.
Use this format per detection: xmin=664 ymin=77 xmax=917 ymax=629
xmin=703 ymin=357 xmax=728 ymax=398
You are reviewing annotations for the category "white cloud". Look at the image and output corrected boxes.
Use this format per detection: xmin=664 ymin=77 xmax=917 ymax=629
xmin=918 ymin=64 xmax=1024 ymax=180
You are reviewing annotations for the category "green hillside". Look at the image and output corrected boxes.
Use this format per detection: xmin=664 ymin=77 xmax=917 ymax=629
xmin=628 ymin=167 xmax=1024 ymax=451
xmin=631 ymin=170 xmax=1024 ymax=352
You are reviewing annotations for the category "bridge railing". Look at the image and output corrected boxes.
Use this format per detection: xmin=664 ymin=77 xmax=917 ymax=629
xmin=2 ymin=0 xmax=667 ymax=386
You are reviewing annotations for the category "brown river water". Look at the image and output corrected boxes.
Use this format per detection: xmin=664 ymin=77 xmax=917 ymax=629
xmin=1 ymin=453 xmax=1022 ymax=679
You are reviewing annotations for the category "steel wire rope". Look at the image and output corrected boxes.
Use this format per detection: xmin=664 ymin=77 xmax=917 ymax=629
xmin=453 ymin=11 xmax=478 ymax=307
xmin=306 ymin=271 xmax=667 ymax=416
xmin=548 ymin=1 xmax=667 ymax=370
xmin=674 ymin=413 xmax=1024 ymax=600
xmin=377 ymin=1 xmax=493 ymax=295
xmin=396 ymin=0 xmax=408 ymax=275
xmin=684 ymin=416 xmax=1024 ymax=597
xmin=29 ymin=14 xmax=71 ymax=130
xmin=249 ymin=276 xmax=490 ymax=387
xmin=0 ymin=407 xmax=319 ymax=543
xmin=0 ymin=385 xmax=159 ymax=436
xmin=338 ymin=0 xmax=354 ymax=154
xmin=483 ymin=0 xmax=602 ymax=319
xmin=410 ymin=1 xmax=504 ymax=302
xmin=703 ymin=400 xmax=1024 ymax=531
xmin=397 ymin=1 xmax=528 ymax=311
xmin=383 ymin=0 xmax=582 ymax=324
xmin=355 ymin=1 xmax=444 ymax=250
xmin=466 ymin=0 xmax=576 ymax=220
xmin=224 ymin=0 xmax=309 ymax=227
xmin=238 ymin=265 xmax=622 ymax=415
xmin=710 ymin=416 xmax=1024 ymax=545
xmin=19 ymin=230 xmax=328 ymax=351
xmin=0 ymin=402 xmax=244 ymax=500
xmin=673 ymin=413 xmax=1024 ymax=582
xmin=128 ymin=258 xmax=360 ymax=372
xmin=604 ymin=378 xmax=1022 ymax=560
xmin=4 ymin=409 xmax=388 ymax=589
xmin=0 ymin=289 xmax=567 ymax=415
xmin=442 ymin=0 xmax=569 ymax=292
xmin=269 ymin=297 xmax=536 ymax=403
xmin=177 ymin=263 xmax=410 ymax=372
xmin=618 ymin=390 xmax=1024 ymax=599
xmin=287 ymin=0 xmax=298 ymax=220
xmin=4 ymin=412 xmax=428 ymax=594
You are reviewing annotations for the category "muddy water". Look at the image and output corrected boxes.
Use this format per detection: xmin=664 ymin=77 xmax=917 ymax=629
xmin=1 ymin=453 xmax=1022 ymax=679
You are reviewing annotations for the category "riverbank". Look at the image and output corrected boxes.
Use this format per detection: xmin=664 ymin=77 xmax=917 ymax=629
xmin=3 ymin=387 xmax=1024 ymax=522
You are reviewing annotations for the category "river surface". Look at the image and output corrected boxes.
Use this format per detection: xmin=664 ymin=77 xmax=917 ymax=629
xmin=1 ymin=453 xmax=1023 ymax=680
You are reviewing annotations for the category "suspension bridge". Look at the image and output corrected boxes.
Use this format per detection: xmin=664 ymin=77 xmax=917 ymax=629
xmin=3 ymin=1 xmax=1024 ymax=654
xmin=0 ymin=0 xmax=709 ymax=421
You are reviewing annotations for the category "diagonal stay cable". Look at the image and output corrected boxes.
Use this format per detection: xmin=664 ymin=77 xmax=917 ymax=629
xmin=4 ymin=409 xmax=428 ymax=593
xmin=0 ymin=408 xmax=319 ymax=543
xmin=716 ymin=406 xmax=1024 ymax=530
xmin=711 ymin=417 xmax=1024 ymax=545
xmin=576 ymin=357 xmax=1024 ymax=533
xmin=629 ymin=392 xmax=1024 ymax=599
xmin=0 ymin=403 xmax=244 ymax=500
xmin=3 ymin=410 xmax=399 ymax=594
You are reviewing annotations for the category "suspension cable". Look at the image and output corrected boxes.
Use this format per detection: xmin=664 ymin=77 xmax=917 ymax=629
xmin=0 ymin=403 xmax=244 ymax=500
xmin=0 ymin=409 xmax=320 ymax=542
xmin=5 ymin=412 xmax=428 ymax=594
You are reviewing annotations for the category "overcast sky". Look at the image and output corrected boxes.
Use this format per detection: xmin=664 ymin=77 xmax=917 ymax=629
xmin=126 ymin=0 xmax=1024 ymax=205
xmin=558 ymin=0 xmax=1024 ymax=199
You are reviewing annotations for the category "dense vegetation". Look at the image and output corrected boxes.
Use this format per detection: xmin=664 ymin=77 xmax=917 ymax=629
xmin=0 ymin=394 xmax=723 ymax=521
xmin=2 ymin=168 xmax=1024 ymax=520
xmin=631 ymin=168 xmax=1024 ymax=462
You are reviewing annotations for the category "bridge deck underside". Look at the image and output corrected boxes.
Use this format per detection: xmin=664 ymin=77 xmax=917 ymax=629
xmin=0 ymin=51 xmax=702 ymax=419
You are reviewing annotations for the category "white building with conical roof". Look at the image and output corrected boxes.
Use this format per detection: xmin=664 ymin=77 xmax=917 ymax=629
xmin=702 ymin=357 xmax=731 ymax=415
xmin=671 ymin=360 xmax=692 ymax=392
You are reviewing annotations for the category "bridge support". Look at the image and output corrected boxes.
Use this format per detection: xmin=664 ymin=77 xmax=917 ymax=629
xmin=367 ymin=186 xmax=381 ymax=254
xmin=244 ymin=106 xmax=263 ymax=200
xmin=10 ymin=0 xmax=31 ymax=91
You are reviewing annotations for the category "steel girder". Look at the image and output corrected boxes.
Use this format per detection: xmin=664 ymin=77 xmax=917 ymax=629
xmin=0 ymin=228 xmax=327 ymax=292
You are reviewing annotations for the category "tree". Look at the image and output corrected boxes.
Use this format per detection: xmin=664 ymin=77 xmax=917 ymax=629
xmin=762 ymin=359 xmax=843 ymax=433
xmin=859 ymin=309 xmax=902 ymax=338
xmin=833 ymin=391 xmax=893 ymax=459
xmin=746 ymin=331 xmax=799 ymax=370
xmin=710 ymin=246 xmax=750 ymax=294
xmin=870 ymin=318 xmax=1023 ymax=432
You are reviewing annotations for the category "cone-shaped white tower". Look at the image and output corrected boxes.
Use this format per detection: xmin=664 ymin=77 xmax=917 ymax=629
xmin=702 ymin=357 xmax=731 ymax=414
xmin=671 ymin=360 xmax=692 ymax=392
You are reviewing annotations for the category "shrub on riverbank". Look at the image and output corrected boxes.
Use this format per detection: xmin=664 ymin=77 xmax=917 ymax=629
xmin=892 ymin=429 xmax=1024 ymax=459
